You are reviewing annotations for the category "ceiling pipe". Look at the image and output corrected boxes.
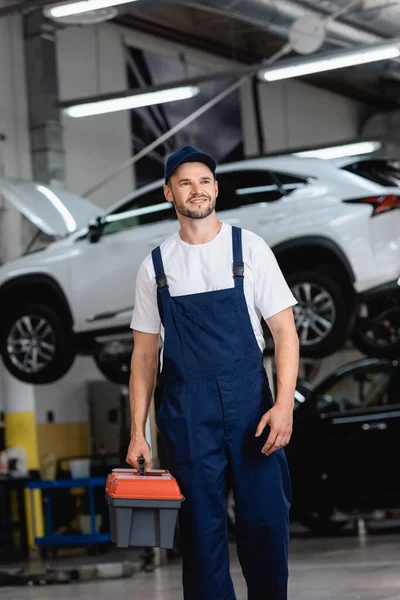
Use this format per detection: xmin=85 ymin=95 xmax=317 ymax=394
xmin=258 ymin=0 xmax=383 ymax=46
xmin=297 ymin=0 xmax=400 ymax=38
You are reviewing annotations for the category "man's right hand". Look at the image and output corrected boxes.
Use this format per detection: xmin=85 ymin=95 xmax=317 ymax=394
xmin=126 ymin=436 xmax=152 ymax=471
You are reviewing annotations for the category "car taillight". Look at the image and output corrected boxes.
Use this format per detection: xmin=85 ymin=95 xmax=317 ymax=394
xmin=344 ymin=194 xmax=400 ymax=216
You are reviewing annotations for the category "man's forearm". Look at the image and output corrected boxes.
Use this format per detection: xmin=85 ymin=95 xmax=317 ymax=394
xmin=274 ymin=328 xmax=299 ymax=410
xmin=129 ymin=352 xmax=158 ymax=439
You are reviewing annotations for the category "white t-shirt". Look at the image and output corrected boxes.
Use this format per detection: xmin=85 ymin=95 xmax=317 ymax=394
xmin=130 ymin=222 xmax=297 ymax=352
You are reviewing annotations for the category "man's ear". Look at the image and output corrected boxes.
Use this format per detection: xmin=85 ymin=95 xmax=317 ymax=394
xmin=163 ymin=184 xmax=173 ymax=203
xmin=215 ymin=179 xmax=218 ymax=198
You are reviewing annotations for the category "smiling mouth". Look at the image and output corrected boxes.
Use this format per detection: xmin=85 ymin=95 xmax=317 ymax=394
xmin=190 ymin=198 xmax=208 ymax=204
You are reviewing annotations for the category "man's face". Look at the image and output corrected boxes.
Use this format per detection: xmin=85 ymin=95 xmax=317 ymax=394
xmin=163 ymin=162 xmax=218 ymax=220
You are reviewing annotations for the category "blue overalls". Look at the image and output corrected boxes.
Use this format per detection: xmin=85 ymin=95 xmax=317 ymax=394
xmin=152 ymin=226 xmax=291 ymax=600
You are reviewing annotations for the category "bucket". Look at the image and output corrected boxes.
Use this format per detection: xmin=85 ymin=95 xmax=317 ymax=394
xmin=69 ymin=458 xmax=90 ymax=478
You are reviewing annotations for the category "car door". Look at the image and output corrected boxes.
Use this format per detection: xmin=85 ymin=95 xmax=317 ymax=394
xmin=69 ymin=185 xmax=178 ymax=333
xmin=215 ymin=169 xmax=306 ymax=245
xmin=314 ymin=360 xmax=400 ymax=509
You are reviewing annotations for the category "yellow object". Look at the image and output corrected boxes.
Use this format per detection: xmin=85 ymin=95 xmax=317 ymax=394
xmin=5 ymin=411 xmax=39 ymax=470
xmin=4 ymin=411 xmax=44 ymax=547
xmin=37 ymin=422 xmax=90 ymax=462
xmin=41 ymin=453 xmax=57 ymax=480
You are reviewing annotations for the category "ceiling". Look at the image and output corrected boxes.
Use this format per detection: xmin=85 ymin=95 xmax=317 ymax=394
xmin=113 ymin=0 xmax=400 ymax=109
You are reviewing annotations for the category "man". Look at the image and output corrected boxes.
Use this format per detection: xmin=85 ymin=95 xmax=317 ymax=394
xmin=127 ymin=145 xmax=299 ymax=600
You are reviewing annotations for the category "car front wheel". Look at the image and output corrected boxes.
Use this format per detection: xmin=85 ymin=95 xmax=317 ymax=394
xmin=0 ymin=303 xmax=76 ymax=384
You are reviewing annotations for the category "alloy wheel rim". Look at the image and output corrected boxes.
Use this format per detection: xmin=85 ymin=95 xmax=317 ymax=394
xmin=292 ymin=282 xmax=336 ymax=346
xmin=6 ymin=315 xmax=56 ymax=374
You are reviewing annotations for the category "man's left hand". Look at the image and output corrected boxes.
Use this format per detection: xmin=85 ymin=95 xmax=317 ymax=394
xmin=255 ymin=403 xmax=293 ymax=455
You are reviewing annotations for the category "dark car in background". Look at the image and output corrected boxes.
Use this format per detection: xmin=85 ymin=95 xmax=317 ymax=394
xmin=286 ymin=356 xmax=400 ymax=534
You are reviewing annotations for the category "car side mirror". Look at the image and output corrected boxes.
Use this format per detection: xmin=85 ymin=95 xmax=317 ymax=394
xmin=88 ymin=216 xmax=105 ymax=243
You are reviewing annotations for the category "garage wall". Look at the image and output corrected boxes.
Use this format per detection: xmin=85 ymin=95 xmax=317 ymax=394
xmin=56 ymin=23 xmax=134 ymax=209
xmin=243 ymin=78 xmax=363 ymax=156
xmin=261 ymin=79 xmax=362 ymax=153
xmin=34 ymin=357 xmax=108 ymax=462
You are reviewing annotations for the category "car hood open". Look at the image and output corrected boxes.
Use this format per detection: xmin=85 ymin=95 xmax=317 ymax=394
xmin=0 ymin=179 xmax=103 ymax=237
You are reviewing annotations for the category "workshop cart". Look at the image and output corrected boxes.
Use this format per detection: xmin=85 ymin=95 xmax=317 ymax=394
xmin=26 ymin=477 xmax=110 ymax=558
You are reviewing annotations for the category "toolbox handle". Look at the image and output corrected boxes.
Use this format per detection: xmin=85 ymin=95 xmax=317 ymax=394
xmin=138 ymin=457 xmax=146 ymax=476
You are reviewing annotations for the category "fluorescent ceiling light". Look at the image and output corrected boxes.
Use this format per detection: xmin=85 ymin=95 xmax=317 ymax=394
xmin=260 ymin=41 xmax=400 ymax=81
xmin=46 ymin=0 xmax=138 ymax=18
xmin=65 ymin=86 xmax=200 ymax=118
xmin=294 ymin=141 xmax=382 ymax=160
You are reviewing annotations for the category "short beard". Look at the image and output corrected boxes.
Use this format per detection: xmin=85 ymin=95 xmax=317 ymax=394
xmin=174 ymin=196 xmax=216 ymax=220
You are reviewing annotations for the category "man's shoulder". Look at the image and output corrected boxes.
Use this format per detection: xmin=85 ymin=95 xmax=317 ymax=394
xmin=240 ymin=226 xmax=267 ymax=250
xmin=220 ymin=222 xmax=263 ymax=244
xmin=160 ymin=230 xmax=179 ymax=252
xmin=140 ymin=231 xmax=179 ymax=275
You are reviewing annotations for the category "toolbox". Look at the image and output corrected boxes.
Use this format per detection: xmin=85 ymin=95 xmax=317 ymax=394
xmin=106 ymin=460 xmax=184 ymax=549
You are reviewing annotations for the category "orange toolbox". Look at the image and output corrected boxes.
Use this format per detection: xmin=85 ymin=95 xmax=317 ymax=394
xmin=106 ymin=460 xmax=184 ymax=549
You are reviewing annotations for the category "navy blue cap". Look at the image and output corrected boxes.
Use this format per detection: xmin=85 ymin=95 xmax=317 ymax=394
xmin=164 ymin=145 xmax=216 ymax=183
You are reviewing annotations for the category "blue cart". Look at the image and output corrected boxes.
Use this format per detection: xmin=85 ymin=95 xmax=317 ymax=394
xmin=26 ymin=477 xmax=110 ymax=558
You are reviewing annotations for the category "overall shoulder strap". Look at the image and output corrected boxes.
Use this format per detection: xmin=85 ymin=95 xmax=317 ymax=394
xmin=151 ymin=246 xmax=168 ymax=325
xmin=231 ymin=226 xmax=244 ymax=287
xmin=151 ymin=246 xmax=168 ymax=290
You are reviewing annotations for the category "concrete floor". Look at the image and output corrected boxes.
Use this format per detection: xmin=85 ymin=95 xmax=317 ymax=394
xmin=1 ymin=525 xmax=400 ymax=599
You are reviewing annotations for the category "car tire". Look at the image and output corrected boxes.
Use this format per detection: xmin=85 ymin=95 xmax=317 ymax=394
xmin=350 ymin=296 xmax=400 ymax=358
xmin=264 ymin=268 xmax=355 ymax=358
xmin=0 ymin=303 xmax=75 ymax=384
xmin=93 ymin=342 xmax=132 ymax=385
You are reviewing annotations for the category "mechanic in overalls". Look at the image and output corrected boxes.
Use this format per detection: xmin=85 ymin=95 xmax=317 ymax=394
xmin=127 ymin=146 xmax=299 ymax=600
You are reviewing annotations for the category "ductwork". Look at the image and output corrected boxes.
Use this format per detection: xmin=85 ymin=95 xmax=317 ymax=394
xmin=259 ymin=0 xmax=382 ymax=45
xmin=195 ymin=0 xmax=383 ymax=48
xmin=298 ymin=0 xmax=400 ymax=39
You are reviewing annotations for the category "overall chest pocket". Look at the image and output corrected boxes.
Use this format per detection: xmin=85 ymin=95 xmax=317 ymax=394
xmin=178 ymin=303 xmax=244 ymax=372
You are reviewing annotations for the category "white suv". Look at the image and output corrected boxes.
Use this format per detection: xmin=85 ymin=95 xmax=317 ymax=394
xmin=0 ymin=155 xmax=399 ymax=384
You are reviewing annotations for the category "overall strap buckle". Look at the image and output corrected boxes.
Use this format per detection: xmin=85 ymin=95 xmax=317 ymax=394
xmin=156 ymin=274 xmax=169 ymax=289
xmin=233 ymin=263 xmax=244 ymax=277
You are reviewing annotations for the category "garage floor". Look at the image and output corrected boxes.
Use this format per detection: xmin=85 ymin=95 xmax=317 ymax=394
xmin=1 ymin=526 xmax=400 ymax=599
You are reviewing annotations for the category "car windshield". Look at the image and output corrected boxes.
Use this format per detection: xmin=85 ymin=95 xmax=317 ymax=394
xmin=342 ymin=159 xmax=400 ymax=187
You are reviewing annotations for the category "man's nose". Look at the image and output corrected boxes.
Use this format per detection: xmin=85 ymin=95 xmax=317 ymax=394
xmin=191 ymin=182 xmax=201 ymax=194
